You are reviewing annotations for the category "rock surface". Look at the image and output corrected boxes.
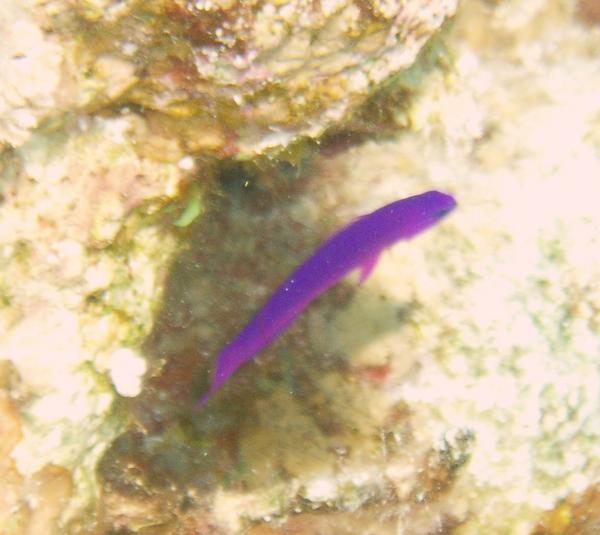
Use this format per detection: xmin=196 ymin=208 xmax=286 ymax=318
xmin=0 ymin=115 xmax=190 ymax=531
xmin=0 ymin=0 xmax=457 ymax=155
xmin=116 ymin=0 xmax=599 ymax=533
xmin=2 ymin=0 xmax=600 ymax=533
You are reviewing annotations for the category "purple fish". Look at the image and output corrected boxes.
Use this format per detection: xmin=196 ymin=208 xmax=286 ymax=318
xmin=195 ymin=190 xmax=456 ymax=408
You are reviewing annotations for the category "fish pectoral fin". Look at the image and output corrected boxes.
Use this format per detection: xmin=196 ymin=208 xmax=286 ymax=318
xmin=358 ymin=252 xmax=381 ymax=284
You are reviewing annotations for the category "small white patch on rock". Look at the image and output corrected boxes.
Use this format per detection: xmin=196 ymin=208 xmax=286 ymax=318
xmin=177 ymin=155 xmax=195 ymax=170
xmin=108 ymin=348 xmax=147 ymax=397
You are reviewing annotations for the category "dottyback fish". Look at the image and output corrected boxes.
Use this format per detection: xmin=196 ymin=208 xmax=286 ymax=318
xmin=195 ymin=190 xmax=456 ymax=408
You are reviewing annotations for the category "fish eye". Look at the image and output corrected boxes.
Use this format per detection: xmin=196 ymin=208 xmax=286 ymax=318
xmin=433 ymin=207 xmax=452 ymax=218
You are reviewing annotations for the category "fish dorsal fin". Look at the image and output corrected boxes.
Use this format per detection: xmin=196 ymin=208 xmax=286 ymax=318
xmin=358 ymin=251 xmax=381 ymax=284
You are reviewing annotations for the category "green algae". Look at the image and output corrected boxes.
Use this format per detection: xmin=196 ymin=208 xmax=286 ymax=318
xmin=173 ymin=185 xmax=204 ymax=228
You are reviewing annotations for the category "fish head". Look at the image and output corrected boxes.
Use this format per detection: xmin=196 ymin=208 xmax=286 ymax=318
xmin=423 ymin=190 xmax=457 ymax=222
xmin=384 ymin=190 xmax=457 ymax=240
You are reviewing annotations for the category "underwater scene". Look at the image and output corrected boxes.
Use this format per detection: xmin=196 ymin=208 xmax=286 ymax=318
xmin=0 ymin=0 xmax=599 ymax=533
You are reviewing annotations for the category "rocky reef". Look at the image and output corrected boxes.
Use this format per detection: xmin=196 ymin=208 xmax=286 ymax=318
xmin=0 ymin=0 xmax=457 ymax=156
xmin=2 ymin=0 xmax=600 ymax=534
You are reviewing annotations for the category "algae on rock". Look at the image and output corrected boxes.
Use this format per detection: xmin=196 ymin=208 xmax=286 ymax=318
xmin=4 ymin=0 xmax=600 ymax=534
xmin=0 ymin=0 xmax=458 ymax=155
xmin=101 ymin=1 xmax=600 ymax=533
xmin=0 ymin=114 xmax=192 ymax=530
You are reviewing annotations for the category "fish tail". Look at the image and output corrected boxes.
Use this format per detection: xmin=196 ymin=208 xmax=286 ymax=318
xmin=193 ymin=387 xmax=215 ymax=410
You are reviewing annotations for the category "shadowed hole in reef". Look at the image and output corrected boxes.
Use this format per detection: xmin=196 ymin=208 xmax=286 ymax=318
xmin=96 ymin=154 xmax=427 ymax=528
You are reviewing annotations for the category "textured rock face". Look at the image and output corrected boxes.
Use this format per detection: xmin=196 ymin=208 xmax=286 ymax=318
xmin=0 ymin=115 xmax=190 ymax=532
xmin=131 ymin=0 xmax=458 ymax=153
xmin=0 ymin=0 xmax=457 ymax=154
xmin=89 ymin=0 xmax=600 ymax=533
xmin=0 ymin=2 xmax=63 ymax=147
xmin=4 ymin=0 xmax=600 ymax=534
xmin=0 ymin=1 xmax=459 ymax=531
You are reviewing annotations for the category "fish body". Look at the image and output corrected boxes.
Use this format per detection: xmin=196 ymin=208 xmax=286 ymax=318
xmin=195 ymin=190 xmax=456 ymax=408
